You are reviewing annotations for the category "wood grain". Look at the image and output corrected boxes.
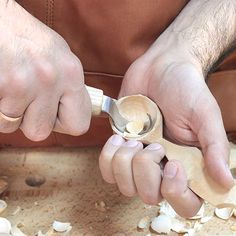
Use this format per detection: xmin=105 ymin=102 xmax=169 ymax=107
xmin=0 ymin=147 xmax=235 ymax=235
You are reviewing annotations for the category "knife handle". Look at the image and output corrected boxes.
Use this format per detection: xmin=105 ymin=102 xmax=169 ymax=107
xmin=86 ymin=86 xmax=104 ymax=115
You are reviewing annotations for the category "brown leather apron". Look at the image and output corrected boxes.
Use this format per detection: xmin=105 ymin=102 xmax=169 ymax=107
xmin=2 ymin=0 xmax=235 ymax=147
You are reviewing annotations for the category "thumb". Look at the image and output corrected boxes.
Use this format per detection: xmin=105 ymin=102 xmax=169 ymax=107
xmin=119 ymin=59 xmax=150 ymax=98
xmin=193 ymin=92 xmax=234 ymax=189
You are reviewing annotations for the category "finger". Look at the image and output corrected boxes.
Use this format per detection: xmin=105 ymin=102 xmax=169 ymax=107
xmin=20 ymin=95 xmax=58 ymax=141
xmin=99 ymin=135 xmax=125 ymax=183
xmin=133 ymin=143 xmax=165 ymax=205
xmin=0 ymin=96 xmax=30 ymax=133
xmin=112 ymin=140 xmax=143 ymax=197
xmin=119 ymin=57 xmax=150 ymax=98
xmin=54 ymin=84 xmax=91 ymax=136
xmin=193 ymin=92 xmax=234 ymax=189
xmin=161 ymin=160 xmax=203 ymax=218
xmin=0 ymin=111 xmax=23 ymax=133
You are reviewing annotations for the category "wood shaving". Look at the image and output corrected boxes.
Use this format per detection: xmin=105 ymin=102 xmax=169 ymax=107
xmin=137 ymin=216 xmax=151 ymax=229
xmin=159 ymin=201 xmax=177 ymax=218
xmin=0 ymin=218 xmax=11 ymax=234
xmin=230 ymin=225 xmax=236 ymax=231
xmin=37 ymin=231 xmax=46 ymax=236
xmin=0 ymin=200 xmax=7 ymax=215
xmin=95 ymin=201 xmax=107 ymax=212
xmin=11 ymin=206 xmax=21 ymax=216
xmin=193 ymin=221 xmax=202 ymax=231
xmin=151 ymin=215 xmax=172 ymax=234
xmin=215 ymin=207 xmax=234 ymax=220
xmin=171 ymin=218 xmax=189 ymax=233
xmin=52 ymin=221 xmax=72 ymax=233
xmin=200 ymin=216 xmax=212 ymax=224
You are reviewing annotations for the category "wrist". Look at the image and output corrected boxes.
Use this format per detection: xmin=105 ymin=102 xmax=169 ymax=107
xmin=148 ymin=0 xmax=236 ymax=78
xmin=148 ymin=32 xmax=204 ymax=77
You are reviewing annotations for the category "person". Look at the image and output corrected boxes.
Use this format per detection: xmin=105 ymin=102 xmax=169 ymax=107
xmin=0 ymin=0 xmax=236 ymax=217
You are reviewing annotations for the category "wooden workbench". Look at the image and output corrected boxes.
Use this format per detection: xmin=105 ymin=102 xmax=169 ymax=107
xmin=0 ymin=147 xmax=235 ymax=236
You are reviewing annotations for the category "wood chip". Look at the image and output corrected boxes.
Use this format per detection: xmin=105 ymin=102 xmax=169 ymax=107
xmin=159 ymin=201 xmax=177 ymax=218
xmin=230 ymin=225 xmax=236 ymax=231
xmin=137 ymin=216 xmax=151 ymax=229
xmin=151 ymin=215 xmax=172 ymax=234
xmin=52 ymin=221 xmax=72 ymax=233
xmin=215 ymin=208 xmax=234 ymax=220
xmin=0 ymin=217 xmax=11 ymax=234
xmin=0 ymin=201 xmax=7 ymax=215
xmin=200 ymin=216 xmax=212 ymax=224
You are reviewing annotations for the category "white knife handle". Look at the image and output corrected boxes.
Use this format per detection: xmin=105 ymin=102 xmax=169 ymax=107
xmin=86 ymin=86 xmax=104 ymax=115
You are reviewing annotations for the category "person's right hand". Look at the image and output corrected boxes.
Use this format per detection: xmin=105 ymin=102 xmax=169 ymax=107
xmin=0 ymin=1 xmax=91 ymax=140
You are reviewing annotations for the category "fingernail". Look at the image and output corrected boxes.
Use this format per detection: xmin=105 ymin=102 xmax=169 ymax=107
xmin=123 ymin=140 xmax=139 ymax=147
xmin=145 ymin=143 xmax=162 ymax=150
xmin=164 ymin=162 xmax=178 ymax=179
xmin=110 ymin=135 xmax=123 ymax=146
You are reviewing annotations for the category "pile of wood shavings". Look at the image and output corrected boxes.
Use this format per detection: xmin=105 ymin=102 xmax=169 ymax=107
xmin=0 ymin=199 xmax=72 ymax=236
xmin=137 ymin=201 xmax=236 ymax=235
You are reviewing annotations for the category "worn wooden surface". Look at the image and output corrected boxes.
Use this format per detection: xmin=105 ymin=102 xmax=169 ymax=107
xmin=0 ymin=147 xmax=235 ymax=236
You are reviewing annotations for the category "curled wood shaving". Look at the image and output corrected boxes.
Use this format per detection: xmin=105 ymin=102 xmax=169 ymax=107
xmin=0 ymin=217 xmax=11 ymax=234
xmin=52 ymin=221 xmax=72 ymax=233
xmin=215 ymin=208 xmax=234 ymax=220
xmin=0 ymin=200 xmax=7 ymax=215
xmin=151 ymin=215 xmax=172 ymax=234
xmin=200 ymin=216 xmax=212 ymax=224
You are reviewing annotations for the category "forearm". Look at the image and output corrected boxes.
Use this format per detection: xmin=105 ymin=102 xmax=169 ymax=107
xmin=154 ymin=0 xmax=236 ymax=75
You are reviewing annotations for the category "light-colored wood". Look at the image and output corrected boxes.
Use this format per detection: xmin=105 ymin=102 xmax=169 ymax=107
xmin=110 ymin=94 xmax=236 ymax=208
xmin=112 ymin=95 xmax=163 ymax=143
xmin=161 ymin=139 xmax=236 ymax=208
xmin=86 ymin=86 xmax=104 ymax=116
xmin=1 ymin=147 xmax=236 ymax=236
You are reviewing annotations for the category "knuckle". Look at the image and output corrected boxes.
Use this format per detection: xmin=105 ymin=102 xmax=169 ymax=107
xmin=35 ymin=62 xmax=57 ymax=87
xmin=63 ymin=57 xmax=83 ymax=81
xmin=7 ymin=72 xmax=29 ymax=96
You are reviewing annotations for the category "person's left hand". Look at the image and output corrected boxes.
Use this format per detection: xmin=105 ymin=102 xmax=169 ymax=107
xmin=99 ymin=40 xmax=233 ymax=218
